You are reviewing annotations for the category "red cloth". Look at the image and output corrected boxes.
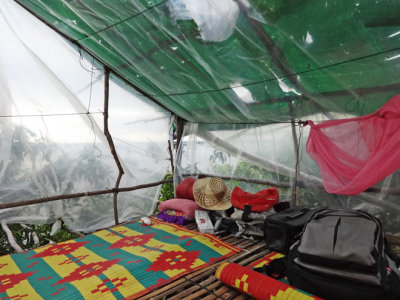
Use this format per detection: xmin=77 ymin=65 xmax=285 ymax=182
xmin=306 ymin=94 xmax=400 ymax=195
xmin=231 ymin=187 xmax=279 ymax=212
xmin=175 ymin=177 xmax=196 ymax=200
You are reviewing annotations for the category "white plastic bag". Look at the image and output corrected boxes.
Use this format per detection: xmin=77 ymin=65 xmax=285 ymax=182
xmin=168 ymin=0 xmax=240 ymax=42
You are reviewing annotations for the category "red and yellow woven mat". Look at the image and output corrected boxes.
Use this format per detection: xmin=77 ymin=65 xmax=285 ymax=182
xmin=0 ymin=218 xmax=240 ymax=299
xmin=248 ymin=251 xmax=285 ymax=269
xmin=216 ymin=251 xmax=322 ymax=300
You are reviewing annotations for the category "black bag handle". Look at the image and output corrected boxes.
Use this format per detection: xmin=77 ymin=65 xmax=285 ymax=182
xmin=285 ymin=208 xmax=309 ymax=220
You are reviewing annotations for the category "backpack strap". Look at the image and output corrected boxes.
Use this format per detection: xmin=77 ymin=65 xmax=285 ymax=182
xmin=385 ymin=236 xmax=400 ymax=268
xmin=242 ymin=204 xmax=252 ymax=222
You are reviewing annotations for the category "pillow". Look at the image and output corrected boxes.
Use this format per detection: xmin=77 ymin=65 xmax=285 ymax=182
xmin=175 ymin=177 xmax=196 ymax=200
xmin=158 ymin=198 xmax=203 ymax=219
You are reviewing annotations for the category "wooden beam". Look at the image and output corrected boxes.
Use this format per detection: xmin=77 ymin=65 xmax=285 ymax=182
xmin=0 ymin=179 xmax=172 ymax=210
xmin=182 ymin=129 xmax=400 ymax=211
xmin=185 ymin=173 xmax=292 ymax=188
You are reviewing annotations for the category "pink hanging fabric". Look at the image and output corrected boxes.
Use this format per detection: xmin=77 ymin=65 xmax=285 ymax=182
xmin=306 ymin=94 xmax=400 ymax=195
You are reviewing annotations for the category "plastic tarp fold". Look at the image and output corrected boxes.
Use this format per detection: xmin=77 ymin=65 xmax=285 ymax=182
xmin=306 ymin=95 xmax=400 ymax=195
xmin=0 ymin=1 xmax=171 ymax=232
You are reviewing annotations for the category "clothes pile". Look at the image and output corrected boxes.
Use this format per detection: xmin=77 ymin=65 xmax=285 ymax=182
xmin=159 ymin=176 xmax=284 ymax=239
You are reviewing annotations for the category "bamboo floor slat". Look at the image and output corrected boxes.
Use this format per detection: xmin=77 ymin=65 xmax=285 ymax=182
xmin=137 ymin=221 xmax=269 ymax=300
xmin=136 ymin=221 xmax=400 ymax=299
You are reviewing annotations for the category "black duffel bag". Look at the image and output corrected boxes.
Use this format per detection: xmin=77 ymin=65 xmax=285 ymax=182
xmin=263 ymin=206 xmax=315 ymax=254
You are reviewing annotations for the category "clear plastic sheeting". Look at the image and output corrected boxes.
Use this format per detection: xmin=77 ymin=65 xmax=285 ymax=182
xmin=176 ymin=122 xmax=306 ymax=201
xmin=15 ymin=0 xmax=400 ymax=123
xmin=3 ymin=0 xmax=400 ymax=235
xmin=0 ymin=1 xmax=171 ymax=232
xmin=176 ymin=122 xmax=400 ymax=233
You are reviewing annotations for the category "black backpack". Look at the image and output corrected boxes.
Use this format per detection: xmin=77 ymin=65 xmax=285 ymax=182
xmin=286 ymin=207 xmax=400 ymax=300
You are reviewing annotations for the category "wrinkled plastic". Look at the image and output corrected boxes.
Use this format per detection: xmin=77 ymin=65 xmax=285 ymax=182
xmin=168 ymin=0 xmax=240 ymax=42
xmin=4 ymin=0 xmax=400 ymax=234
xmin=175 ymin=123 xmax=400 ymax=233
xmin=0 ymin=1 xmax=171 ymax=232
xmin=15 ymin=0 xmax=400 ymax=123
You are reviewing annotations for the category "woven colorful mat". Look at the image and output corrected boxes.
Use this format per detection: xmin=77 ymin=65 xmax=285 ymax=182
xmin=216 ymin=262 xmax=322 ymax=300
xmin=249 ymin=251 xmax=292 ymax=286
xmin=0 ymin=218 xmax=240 ymax=299
xmin=248 ymin=251 xmax=285 ymax=269
xmin=240 ymin=251 xmax=321 ymax=299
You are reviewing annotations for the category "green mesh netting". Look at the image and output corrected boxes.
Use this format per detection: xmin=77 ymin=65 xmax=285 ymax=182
xmin=16 ymin=0 xmax=400 ymax=123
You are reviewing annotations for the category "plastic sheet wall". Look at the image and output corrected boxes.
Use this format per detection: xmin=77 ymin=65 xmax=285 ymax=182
xmin=176 ymin=122 xmax=400 ymax=234
xmin=3 ymin=0 xmax=400 ymax=234
xmin=0 ymin=1 xmax=171 ymax=232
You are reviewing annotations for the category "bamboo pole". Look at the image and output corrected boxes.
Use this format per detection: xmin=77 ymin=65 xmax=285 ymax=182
xmin=187 ymin=172 xmax=400 ymax=211
xmin=185 ymin=173 xmax=292 ymax=188
xmin=289 ymin=102 xmax=301 ymax=205
xmin=193 ymin=129 xmax=400 ymax=211
xmin=168 ymin=140 xmax=175 ymax=175
xmin=0 ymin=179 xmax=172 ymax=210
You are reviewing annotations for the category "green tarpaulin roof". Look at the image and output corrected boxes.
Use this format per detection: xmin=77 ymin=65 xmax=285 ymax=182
xmin=14 ymin=0 xmax=400 ymax=123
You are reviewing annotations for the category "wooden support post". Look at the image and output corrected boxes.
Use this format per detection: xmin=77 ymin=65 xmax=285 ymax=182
xmin=104 ymin=68 xmax=124 ymax=225
xmin=176 ymin=116 xmax=184 ymax=151
xmin=289 ymin=102 xmax=301 ymax=206
xmin=168 ymin=140 xmax=174 ymax=175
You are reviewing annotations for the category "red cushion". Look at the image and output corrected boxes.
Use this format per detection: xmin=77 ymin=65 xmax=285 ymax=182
xmin=231 ymin=187 xmax=279 ymax=212
xmin=175 ymin=177 xmax=196 ymax=200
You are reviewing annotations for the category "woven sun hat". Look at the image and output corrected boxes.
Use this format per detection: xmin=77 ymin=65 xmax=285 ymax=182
xmin=193 ymin=177 xmax=232 ymax=210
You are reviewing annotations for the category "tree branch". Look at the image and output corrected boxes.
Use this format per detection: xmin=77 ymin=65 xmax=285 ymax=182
xmin=1 ymin=223 xmax=23 ymax=253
